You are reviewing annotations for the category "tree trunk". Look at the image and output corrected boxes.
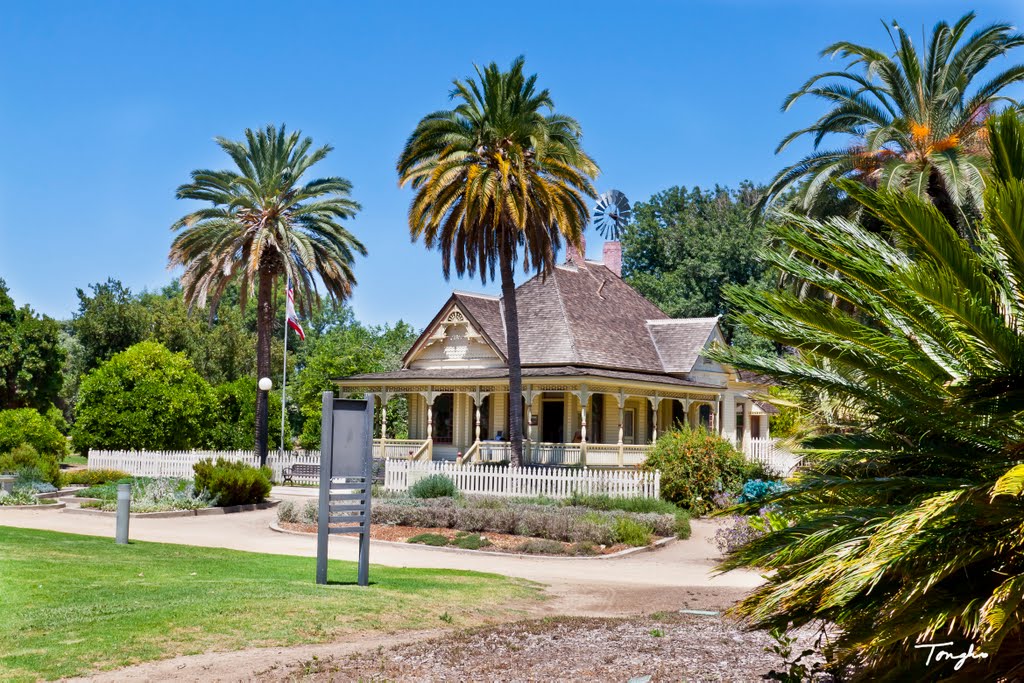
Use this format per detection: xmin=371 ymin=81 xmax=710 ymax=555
xmin=498 ymin=240 xmax=524 ymax=467
xmin=255 ymin=267 xmax=274 ymax=466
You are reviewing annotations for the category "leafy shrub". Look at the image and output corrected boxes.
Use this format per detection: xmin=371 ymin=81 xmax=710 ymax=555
xmin=60 ymin=469 xmax=131 ymax=487
xmin=409 ymin=474 xmax=457 ymax=499
xmin=14 ymin=468 xmax=57 ymax=494
xmin=0 ymin=443 xmax=60 ymax=486
xmin=301 ymin=500 xmax=318 ymax=524
xmin=674 ymin=512 xmax=692 ymax=539
xmin=0 ymin=488 xmax=39 ymax=505
xmin=71 ymin=341 xmax=216 ymax=452
xmin=569 ymin=541 xmax=598 ymax=556
xmin=77 ymin=476 xmax=212 ymax=513
xmin=614 ymin=517 xmax=653 ymax=546
xmin=714 ymin=509 xmax=793 ymax=556
xmin=208 ymin=378 xmax=284 ymax=450
xmin=451 ymin=532 xmax=491 ymax=550
xmin=641 ymin=426 xmax=749 ymax=515
xmin=276 ymin=501 xmax=299 ymax=523
xmin=515 ymin=539 xmax=565 ymax=555
xmin=0 ymin=408 xmax=68 ymax=459
xmin=193 ymin=458 xmax=272 ymax=507
xmin=407 ymin=533 xmax=450 ymax=546
xmin=565 ymin=493 xmax=681 ymax=515
xmin=739 ymin=479 xmax=788 ymax=503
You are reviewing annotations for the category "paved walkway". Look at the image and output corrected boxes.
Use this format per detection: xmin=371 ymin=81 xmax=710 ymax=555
xmin=0 ymin=489 xmax=763 ymax=615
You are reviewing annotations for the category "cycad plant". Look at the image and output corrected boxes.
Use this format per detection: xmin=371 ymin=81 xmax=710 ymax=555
xmin=170 ymin=125 xmax=363 ymax=460
xmin=758 ymin=12 xmax=1024 ymax=235
xmin=397 ymin=57 xmax=599 ymax=465
xmin=710 ymin=110 xmax=1024 ymax=680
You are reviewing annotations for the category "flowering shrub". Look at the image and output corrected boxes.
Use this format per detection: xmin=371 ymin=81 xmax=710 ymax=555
xmin=193 ymin=458 xmax=272 ymax=506
xmin=0 ymin=487 xmax=40 ymax=506
xmin=641 ymin=427 xmax=749 ymax=515
xmin=714 ymin=508 xmax=794 ymax=555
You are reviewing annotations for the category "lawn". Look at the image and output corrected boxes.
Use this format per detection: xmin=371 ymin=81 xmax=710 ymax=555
xmin=0 ymin=526 xmax=539 ymax=681
xmin=61 ymin=453 xmax=89 ymax=467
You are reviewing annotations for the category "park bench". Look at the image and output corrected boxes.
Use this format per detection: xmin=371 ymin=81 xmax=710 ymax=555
xmin=282 ymin=462 xmax=320 ymax=485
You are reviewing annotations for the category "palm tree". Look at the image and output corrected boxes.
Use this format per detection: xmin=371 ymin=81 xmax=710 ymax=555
xmin=710 ymin=110 xmax=1024 ymax=679
xmin=758 ymin=12 xmax=1024 ymax=234
xmin=170 ymin=125 xmax=364 ymax=463
xmin=397 ymin=57 xmax=599 ymax=465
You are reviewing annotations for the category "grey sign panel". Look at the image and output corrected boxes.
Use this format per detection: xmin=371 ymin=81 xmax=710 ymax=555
xmin=317 ymin=391 xmax=374 ymax=586
xmin=329 ymin=399 xmax=374 ymax=477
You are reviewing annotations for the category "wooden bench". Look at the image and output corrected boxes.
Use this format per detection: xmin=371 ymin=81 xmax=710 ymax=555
xmin=282 ymin=463 xmax=319 ymax=485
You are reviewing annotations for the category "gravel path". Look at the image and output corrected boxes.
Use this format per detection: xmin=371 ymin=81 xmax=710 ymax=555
xmin=254 ymin=613 xmax=831 ymax=682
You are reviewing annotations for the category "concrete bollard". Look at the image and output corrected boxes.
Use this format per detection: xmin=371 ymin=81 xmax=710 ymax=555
xmin=116 ymin=483 xmax=130 ymax=544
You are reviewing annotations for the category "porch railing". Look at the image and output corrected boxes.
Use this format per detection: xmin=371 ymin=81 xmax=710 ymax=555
xmin=373 ymin=438 xmax=429 ymax=460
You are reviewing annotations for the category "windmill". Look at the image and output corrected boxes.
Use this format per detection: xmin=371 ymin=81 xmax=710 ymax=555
xmin=593 ymin=189 xmax=631 ymax=240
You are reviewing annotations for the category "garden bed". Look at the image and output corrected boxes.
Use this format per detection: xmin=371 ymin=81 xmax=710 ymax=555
xmin=65 ymin=499 xmax=279 ymax=518
xmin=275 ymin=520 xmax=664 ymax=556
xmin=0 ymin=498 xmax=65 ymax=510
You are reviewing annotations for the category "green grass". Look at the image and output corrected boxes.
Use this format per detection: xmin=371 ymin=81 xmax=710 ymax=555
xmin=0 ymin=526 xmax=538 ymax=681
xmin=61 ymin=454 xmax=89 ymax=467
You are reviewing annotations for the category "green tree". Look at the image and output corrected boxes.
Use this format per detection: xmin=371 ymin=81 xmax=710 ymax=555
xmin=69 ymin=279 xmax=149 ymax=371
xmin=0 ymin=280 xmax=65 ymax=411
xmin=710 ymin=110 xmax=1024 ymax=677
xmin=397 ymin=57 xmax=599 ymax=465
xmin=71 ymin=341 xmax=215 ymax=452
xmin=758 ymin=12 xmax=1024 ymax=233
xmin=295 ymin=308 xmax=416 ymax=449
xmin=208 ymin=377 xmax=282 ymax=450
xmin=0 ymin=407 xmax=68 ymax=458
xmin=621 ymin=183 xmax=774 ymax=353
xmin=169 ymin=125 xmax=365 ymax=463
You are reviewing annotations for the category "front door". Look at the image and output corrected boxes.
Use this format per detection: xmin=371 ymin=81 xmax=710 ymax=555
xmin=542 ymin=400 xmax=564 ymax=442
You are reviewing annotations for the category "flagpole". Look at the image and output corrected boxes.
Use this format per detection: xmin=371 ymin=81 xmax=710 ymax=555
xmin=280 ymin=285 xmax=289 ymax=454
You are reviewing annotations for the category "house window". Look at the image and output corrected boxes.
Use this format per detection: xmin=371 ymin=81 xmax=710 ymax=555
xmin=623 ymin=407 xmax=635 ymax=444
xmin=736 ymin=402 xmax=745 ymax=435
xmin=590 ymin=394 xmax=604 ymax=443
xmin=432 ymin=394 xmax=454 ymax=444
xmin=699 ymin=404 xmax=712 ymax=429
xmin=478 ymin=395 xmax=490 ymax=440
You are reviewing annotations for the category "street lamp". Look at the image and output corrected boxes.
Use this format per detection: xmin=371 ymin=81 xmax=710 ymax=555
xmin=257 ymin=377 xmax=273 ymax=466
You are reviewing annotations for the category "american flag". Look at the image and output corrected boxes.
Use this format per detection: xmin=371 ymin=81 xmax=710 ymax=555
xmin=286 ymin=282 xmax=305 ymax=340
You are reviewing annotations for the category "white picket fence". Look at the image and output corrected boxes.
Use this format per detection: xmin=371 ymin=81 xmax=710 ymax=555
xmin=87 ymin=450 xmax=323 ymax=485
xmin=384 ymin=459 xmax=660 ymax=499
xmin=745 ymin=438 xmax=802 ymax=476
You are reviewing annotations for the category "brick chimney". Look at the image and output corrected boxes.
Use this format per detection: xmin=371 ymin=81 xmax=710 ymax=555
xmin=565 ymin=233 xmax=586 ymax=266
xmin=602 ymin=241 xmax=622 ymax=277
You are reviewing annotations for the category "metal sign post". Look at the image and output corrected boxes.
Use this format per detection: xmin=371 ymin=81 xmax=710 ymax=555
xmin=316 ymin=391 xmax=374 ymax=586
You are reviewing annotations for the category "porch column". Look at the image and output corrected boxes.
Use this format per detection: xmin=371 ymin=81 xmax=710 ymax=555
xmin=420 ymin=388 xmax=435 ymax=454
xmin=616 ymin=389 xmax=625 ymax=466
xmin=648 ymin=395 xmax=663 ymax=443
xmin=741 ymin=401 xmax=752 ymax=453
xmin=522 ymin=386 xmax=535 ymax=463
xmin=576 ymin=384 xmax=590 ymax=466
xmin=721 ymin=392 xmax=737 ymax=444
xmin=379 ymin=390 xmax=389 ymax=459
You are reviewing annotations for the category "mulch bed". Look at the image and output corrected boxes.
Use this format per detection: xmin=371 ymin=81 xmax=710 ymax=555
xmin=258 ymin=613 xmax=838 ymax=682
xmin=278 ymin=521 xmax=634 ymax=555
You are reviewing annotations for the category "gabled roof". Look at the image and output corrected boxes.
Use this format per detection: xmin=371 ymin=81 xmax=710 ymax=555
xmin=400 ymin=260 xmax=724 ymax=376
xmin=647 ymin=318 xmax=721 ymax=373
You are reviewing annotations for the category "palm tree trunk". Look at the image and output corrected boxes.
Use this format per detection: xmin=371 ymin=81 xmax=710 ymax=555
xmin=255 ymin=267 xmax=274 ymax=466
xmin=498 ymin=240 xmax=524 ymax=467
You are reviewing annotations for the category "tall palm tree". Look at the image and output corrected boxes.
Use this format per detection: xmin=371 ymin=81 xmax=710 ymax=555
xmin=397 ymin=57 xmax=599 ymax=465
xmin=711 ymin=110 xmax=1024 ymax=679
xmin=758 ymin=12 xmax=1024 ymax=234
xmin=170 ymin=125 xmax=364 ymax=462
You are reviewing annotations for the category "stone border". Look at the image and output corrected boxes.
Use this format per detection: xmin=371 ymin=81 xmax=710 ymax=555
xmin=269 ymin=521 xmax=675 ymax=560
xmin=63 ymin=499 xmax=280 ymax=519
xmin=0 ymin=500 xmax=66 ymax=510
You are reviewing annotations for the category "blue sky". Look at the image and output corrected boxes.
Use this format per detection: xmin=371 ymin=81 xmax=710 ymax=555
xmin=2 ymin=0 xmax=1022 ymax=329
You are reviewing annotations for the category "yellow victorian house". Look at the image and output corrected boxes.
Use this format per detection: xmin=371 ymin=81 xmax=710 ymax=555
xmin=335 ymin=242 xmax=773 ymax=467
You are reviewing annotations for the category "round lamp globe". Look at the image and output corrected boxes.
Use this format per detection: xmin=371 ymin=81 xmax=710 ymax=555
xmin=258 ymin=377 xmax=273 ymax=392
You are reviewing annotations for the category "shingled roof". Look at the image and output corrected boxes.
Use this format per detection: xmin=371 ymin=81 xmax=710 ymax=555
xmin=399 ymin=260 xmax=723 ymax=377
